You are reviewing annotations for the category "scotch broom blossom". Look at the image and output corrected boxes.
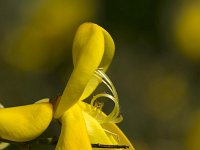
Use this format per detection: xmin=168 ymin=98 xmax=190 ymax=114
xmin=54 ymin=22 xmax=134 ymax=150
xmin=0 ymin=22 xmax=134 ymax=150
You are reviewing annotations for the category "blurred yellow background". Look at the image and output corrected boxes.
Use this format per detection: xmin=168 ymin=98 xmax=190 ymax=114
xmin=1 ymin=0 xmax=200 ymax=150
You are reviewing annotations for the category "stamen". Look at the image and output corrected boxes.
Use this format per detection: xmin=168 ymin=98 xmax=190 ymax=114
xmin=94 ymin=101 xmax=104 ymax=110
xmin=104 ymin=129 xmax=120 ymax=142
xmin=91 ymin=69 xmax=123 ymax=123
xmin=91 ymin=101 xmax=104 ymax=120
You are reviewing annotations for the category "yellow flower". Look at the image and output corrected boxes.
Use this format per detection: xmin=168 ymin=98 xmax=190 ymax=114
xmin=1 ymin=0 xmax=99 ymax=73
xmin=55 ymin=22 xmax=134 ymax=150
xmin=0 ymin=22 xmax=134 ymax=150
xmin=174 ymin=1 xmax=200 ymax=61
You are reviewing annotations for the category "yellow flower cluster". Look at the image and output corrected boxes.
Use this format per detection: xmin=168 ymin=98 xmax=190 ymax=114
xmin=0 ymin=23 xmax=134 ymax=150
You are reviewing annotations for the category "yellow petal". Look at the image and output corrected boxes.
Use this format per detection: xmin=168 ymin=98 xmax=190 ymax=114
xmin=56 ymin=104 xmax=91 ymax=150
xmin=101 ymin=123 xmax=135 ymax=150
xmin=0 ymin=102 xmax=53 ymax=142
xmin=82 ymin=111 xmax=114 ymax=145
xmin=80 ymin=24 xmax=115 ymax=100
xmin=79 ymin=102 xmax=135 ymax=150
xmin=54 ymin=23 xmax=105 ymax=118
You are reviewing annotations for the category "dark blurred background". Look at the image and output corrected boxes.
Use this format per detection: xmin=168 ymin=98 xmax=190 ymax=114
xmin=1 ymin=0 xmax=200 ymax=150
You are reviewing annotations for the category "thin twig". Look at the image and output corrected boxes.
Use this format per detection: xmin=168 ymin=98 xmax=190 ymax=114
xmin=92 ymin=143 xmax=129 ymax=149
